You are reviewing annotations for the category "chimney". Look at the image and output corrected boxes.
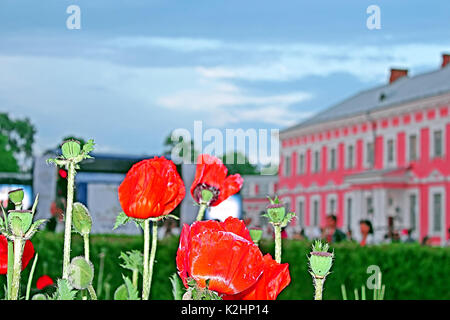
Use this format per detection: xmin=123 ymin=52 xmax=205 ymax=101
xmin=389 ymin=68 xmax=408 ymax=84
xmin=442 ymin=53 xmax=450 ymax=68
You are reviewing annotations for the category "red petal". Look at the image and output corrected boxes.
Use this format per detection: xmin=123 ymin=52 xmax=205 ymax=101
xmin=223 ymin=254 xmax=291 ymax=300
xmin=118 ymin=157 xmax=185 ymax=219
xmin=187 ymin=230 xmax=264 ymax=295
xmin=36 ymin=275 xmax=54 ymax=290
xmin=0 ymin=236 xmax=35 ymax=274
xmin=215 ymin=174 xmax=243 ymax=206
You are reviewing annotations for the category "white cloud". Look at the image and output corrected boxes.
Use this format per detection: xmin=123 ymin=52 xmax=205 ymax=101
xmin=102 ymin=36 xmax=450 ymax=82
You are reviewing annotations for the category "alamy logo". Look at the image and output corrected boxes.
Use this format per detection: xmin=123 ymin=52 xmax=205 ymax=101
xmin=66 ymin=5 xmax=81 ymax=30
xmin=170 ymin=121 xmax=279 ymax=175
xmin=366 ymin=5 xmax=381 ymax=30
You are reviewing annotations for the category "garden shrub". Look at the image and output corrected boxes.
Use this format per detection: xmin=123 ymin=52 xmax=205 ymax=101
xmin=4 ymin=232 xmax=449 ymax=300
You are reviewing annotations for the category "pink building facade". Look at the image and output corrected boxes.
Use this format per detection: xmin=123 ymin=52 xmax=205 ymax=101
xmin=278 ymin=54 xmax=450 ymax=245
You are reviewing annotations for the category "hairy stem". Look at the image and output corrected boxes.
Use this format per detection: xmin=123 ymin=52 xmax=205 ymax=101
xmin=314 ymin=277 xmax=325 ymax=300
xmin=10 ymin=238 xmax=24 ymax=300
xmin=62 ymin=162 xmax=75 ymax=279
xmin=6 ymin=241 xmax=13 ymax=299
xmin=132 ymin=269 xmax=138 ymax=290
xmin=87 ymin=284 xmax=97 ymax=300
xmin=274 ymin=224 xmax=282 ymax=263
xmin=146 ymin=221 xmax=158 ymax=299
xmin=196 ymin=204 xmax=207 ymax=221
xmin=83 ymin=234 xmax=90 ymax=262
xmin=142 ymin=219 xmax=150 ymax=300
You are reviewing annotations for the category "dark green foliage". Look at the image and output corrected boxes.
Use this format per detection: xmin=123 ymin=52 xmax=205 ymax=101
xmin=260 ymin=240 xmax=450 ymax=300
xmin=0 ymin=113 xmax=36 ymax=172
xmin=5 ymin=233 xmax=449 ymax=300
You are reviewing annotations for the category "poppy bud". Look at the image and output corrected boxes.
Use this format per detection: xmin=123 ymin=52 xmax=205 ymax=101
xmin=72 ymin=202 xmax=92 ymax=235
xmin=61 ymin=140 xmax=81 ymax=159
xmin=8 ymin=210 xmax=33 ymax=237
xmin=249 ymin=228 xmax=263 ymax=245
xmin=68 ymin=256 xmax=94 ymax=290
xmin=8 ymin=189 xmax=24 ymax=207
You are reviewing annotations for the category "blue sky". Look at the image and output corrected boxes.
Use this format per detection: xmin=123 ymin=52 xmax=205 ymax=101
xmin=1 ymin=0 xmax=450 ymax=162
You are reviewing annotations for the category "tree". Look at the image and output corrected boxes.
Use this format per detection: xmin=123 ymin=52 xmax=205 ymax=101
xmin=0 ymin=113 xmax=36 ymax=172
xmin=0 ymin=134 xmax=19 ymax=172
xmin=221 ymin=152 xmax=260 ymax=176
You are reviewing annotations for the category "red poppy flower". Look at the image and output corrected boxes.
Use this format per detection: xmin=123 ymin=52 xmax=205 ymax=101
xmin=223 ymin=254 xmax=291 ymax=300
xmin=36 ymin=275 xmax=54 ymax=290
xmin=190 ymin=154 xmax=243 ymax=207
xmin=176 ymin=217 xmax=265 ymax=295
xmin=0 ymin=235 xmax=35 ymax=274
xmin=118 ymin=156 xmax=186 ymax=219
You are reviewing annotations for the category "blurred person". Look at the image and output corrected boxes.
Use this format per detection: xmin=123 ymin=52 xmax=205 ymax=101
xmin=346 ymin=228 xmax=353 ymax=241
xmin=404 ymin=229 xmax=416 ymax=243
xmin=422 ymin=235 xmax=432 ymax=246
xmin=322 ymin=215 xmax=346 ymax=243
xmin=447 ymin=228 xmax=450 ymax=246
xmin=358 ymin=220 xmax=374 ymax=246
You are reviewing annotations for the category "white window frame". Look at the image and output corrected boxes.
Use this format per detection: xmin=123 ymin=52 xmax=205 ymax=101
xmin=328 ymin=147 xmax=337 ymax=171
xmin=428 ymin=186 xmax=445 ymax=238
xmin=344 ymin=193 xmax=354 ymax=232
xmin=346 ymin=143 xmax=355 ymax=169
xmin=364 ymin=138 xmax=375 ymax=169
xmin=406 ymin=189 xmax=420 ymax=239
xmin=283 ymin=153 xmax=292 ymax=177
xmin=310 ymin=195 xmax=321 ymax=227
xmin=312 ymin=148 xmax=321 ymax=173
xmin=296 ymin=196 xmax=306 ymax=228
xmin=364 ymin=192 xmax=374 ymax=217
xmin=384 ymin=135 xmax=397 ymax=168
xmin=297 ymin=151 xmax=305 ymax=175
xmin=407 ymin=133 xmax=419 ymax=162
xmin=326 ymin=193 xmax=337 ymax=215
xmin=430 ymin=126 xmax=445 ymax=159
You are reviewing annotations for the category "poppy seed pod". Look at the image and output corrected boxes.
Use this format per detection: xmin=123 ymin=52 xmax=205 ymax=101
xmin=61 ymin=140 xmax=81 ymax=159
xmin=249 ymin=228 xmax=263 ymax=245
xmin=308 ymin=241 xmax=334 ymax=278
xmin=8 ymin=189 xmax=24 ymax=206
xmin=309 ymin=251 xmax=333 ymax=277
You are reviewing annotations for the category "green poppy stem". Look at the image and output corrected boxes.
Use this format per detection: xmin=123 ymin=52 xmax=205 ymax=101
xmin=87 ymin=284 xmax=98 ymax=300
xmin=83 ymin=234 xmax=90 ymax=261
xmin=142 ymin=218 xmax=150 ymax=300
xmin=10 ymin=237 xmax=24 ymax=300
xmin=196 ymin=204 xmax=207 ymax=221
xmin=25 ymin=253 xmax=39 ymax=300
xmin=6 ymin=241 xmax=13 ymax=299
xmin=147 ymin=221 xmax=158 ymax=299
xmin=62 ymin=162 xmax=75 ymax=279
xmin=274 ymin=224 xmax=282 ymax=263
xmin=132 ymin=269 xmax=138 ymax=290
xmin=314 ymin=276 xmax=325 ymax=300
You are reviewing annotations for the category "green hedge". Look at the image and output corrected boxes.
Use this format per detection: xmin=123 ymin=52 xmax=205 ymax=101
xmin=4 ymin=232 xmax=449 ymax=300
